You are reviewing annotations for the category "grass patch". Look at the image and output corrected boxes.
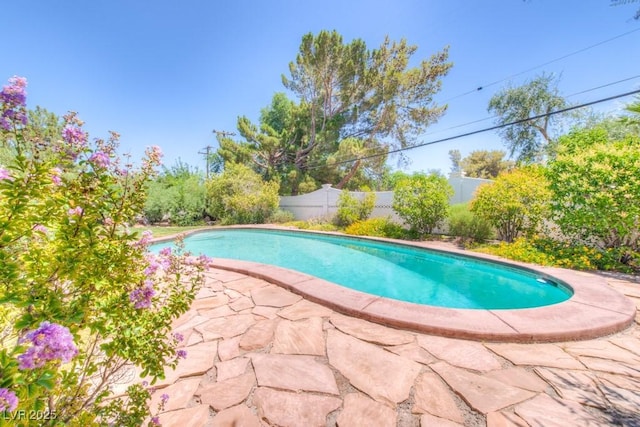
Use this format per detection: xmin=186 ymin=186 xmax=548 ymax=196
xmin=136 ymin=225 xmax=209 ymax=238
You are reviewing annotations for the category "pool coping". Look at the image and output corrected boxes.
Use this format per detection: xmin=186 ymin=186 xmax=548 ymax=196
xmin=151 ymin=225 xmax=637 ymax=343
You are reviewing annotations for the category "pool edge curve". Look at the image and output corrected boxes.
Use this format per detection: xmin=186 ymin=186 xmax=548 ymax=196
xmin=152 ymin=225 xmax=637 ymax=343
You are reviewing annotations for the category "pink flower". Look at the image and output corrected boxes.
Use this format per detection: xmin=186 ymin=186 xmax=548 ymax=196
xmin=17 ymin=321 xmax=78 ymax=369
xmin=0 ymin=388 xmax=18 ymax=412
xmin=62 ymin=125 xmax=87 ymax=147
xmin=129 ymin=281 xmax=155 ymax=309
xmin=33 ymin=224 xmax=48 ymax=233
xmin=50 ymin=167 xmax=63 ymax=186
xmin=0 ymin=167 xmax=13 ymax=181
xmin=67 ymin=206 xmax=83 ymax=217
xmin=0 ymin=76 xmax=27 ymax=105
xmin=89 ymin=151 xmax=110 ymax=168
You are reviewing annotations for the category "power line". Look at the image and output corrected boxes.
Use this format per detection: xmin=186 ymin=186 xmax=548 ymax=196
xmin=307 ymin=88 xmax=640 ymax=169
xmin=565 ymin=74 xmax=640 ymax=98
xmin=441 ymin=27 xmax=640 ymax=104
xmin=420 ymin=74 xmax=640 ymax=140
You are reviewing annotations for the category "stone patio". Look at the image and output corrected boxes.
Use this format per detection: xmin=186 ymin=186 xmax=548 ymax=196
xmin=118 ymin=265 xmax=640 ymax=427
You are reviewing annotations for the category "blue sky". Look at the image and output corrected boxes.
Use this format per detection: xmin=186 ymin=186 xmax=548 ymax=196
xmin=2 ymin=0 xmax=639 ymax=175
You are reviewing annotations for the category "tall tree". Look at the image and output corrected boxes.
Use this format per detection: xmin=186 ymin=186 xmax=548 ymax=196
xmin=282 ymin=30 xmax=452 ymax=191
xmin=488 ymin=73 xmax=568 ymax=163
xmin=448 ymin=149 xmax=462 ymax=175
xmin=214 ymin=93 xmax=307 ymax=193
xmin=459 ymin=150 xmax=513 ymax=179
xmin=1 ymin=106 xmax=62 ymax=163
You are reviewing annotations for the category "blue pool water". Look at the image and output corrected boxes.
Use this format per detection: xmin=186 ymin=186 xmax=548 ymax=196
xmin=151 ymin=229 xmax=572 ymax=309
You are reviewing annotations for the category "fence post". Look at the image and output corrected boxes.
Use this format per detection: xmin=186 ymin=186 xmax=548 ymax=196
xmin=322 ymin=184 xmax=332 ymax=217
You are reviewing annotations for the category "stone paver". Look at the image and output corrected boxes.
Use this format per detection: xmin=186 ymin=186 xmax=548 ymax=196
xmin=578 ymin=356 xmax=640 ymax=377
xmin=417 ymin=334 xmax=503 ymax=372
xmin=535 ymin=367 xmax=607 ymax=408
xmin=217 ymin=335 xmax=241 ymax=361
xmin=330 ymin=313 xmax=414 ymax=345
xmin=252 ymin=305 xmax=281 ymax=319
xmin=412 ymin=372 xmax=464 ymax=423
xmin=485 ymin=366 xmax=549 ymax=393
xmin=253 ymin=387 xmax=341 ymax=427
xmin=336 ymin=393 xmax=397 ymax=427
xmin=598 ymin=381 xmax=640 ymax=415
xmin=150 ymin=377 xmax=201 ymax=412
xmin=156 ymin=405 xmax=210 ymax=427
xmin=211 ymin=404 xmax=262 ymax=427
xmin=327 ymin=329 xmax=421 ymax=407
xmin=419 ymin=413 xmax=464 ymax=427
xmin=215 ymin=356 xmax=250 ymax=381
xmin=485 ymin=342 xmax=585 ymax=369
xmin=136 ymin=265 xmax=639 ymax=426
xmin=251 ymin=285 xmax=302 ymax=307
xmin=486 ymin=411 xmax=528 ymax=427
xmin=610 ymin=334 xmax=640 ymax=356
xmin=271 ymin=317 xmax=325 ymax=356
xmin=198 ymin=304 xmax=235 ymax=319
xmin=384 ymin=341 xmax=436 ymax=365
xmin=514 ymin=393 xmax=603 ymax=426
xmin=431 ymin=361 xmax=536 ymax=414
xmin=190 ymin=293 xmax=229 ymax=311
xmin=198 ymin=372 xmax=255 ymax=410
xmin=225 ymin=276 xmax=270 ymax=294
xmin=157 ymin=340 xmax=217 ymax=386
xmin=277 ymin=299 xmax=333 ymax=320
xmin=563 ymin=339 xmax=640 ymax=364
xmin=230 ymin=296 xmax=255 ymax=312
xmin=239 ymin=318 xmax=278 ymax=351
xmin=252 ymin=353 xmax=339 ymax=395
xmin=196 ymin=314 xmax=256 ymax=340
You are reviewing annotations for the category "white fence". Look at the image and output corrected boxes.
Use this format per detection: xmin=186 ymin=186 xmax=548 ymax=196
xmin=279 ymin=175 xmax=493 ymax=221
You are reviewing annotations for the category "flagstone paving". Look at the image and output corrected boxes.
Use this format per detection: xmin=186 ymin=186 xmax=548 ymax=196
xmin=123 ymin=267 xmax=640 ymax=426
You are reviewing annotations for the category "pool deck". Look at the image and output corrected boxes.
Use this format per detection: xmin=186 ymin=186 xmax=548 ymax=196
xmin=139 ymin=265 xmax=640 ymax=427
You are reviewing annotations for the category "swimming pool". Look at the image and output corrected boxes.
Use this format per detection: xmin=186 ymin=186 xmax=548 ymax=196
xmin=151 ymin=228 xmax=572 ymax=310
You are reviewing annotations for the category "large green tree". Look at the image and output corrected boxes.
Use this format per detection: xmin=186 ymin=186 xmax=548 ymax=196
xmin=216 ymin=31 xmax=451 ymax=194
xmin=283 ymin=31 xmax=451 ymax=188
xmin=488 ymin=73 xmax=569 ymax=163
xmin=282 ymin=30 xmax=452 ymax=192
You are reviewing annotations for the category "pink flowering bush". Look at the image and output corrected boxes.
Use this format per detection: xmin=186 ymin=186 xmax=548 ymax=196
xmin=0 ymin=76 xmax=210 ymax=425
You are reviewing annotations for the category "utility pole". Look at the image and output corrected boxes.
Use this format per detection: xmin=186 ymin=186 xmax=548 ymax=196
xmin=199 ymin=129 xmax=236 ymax=180
xmin=198 ymin=145 xmax=214 ymax=180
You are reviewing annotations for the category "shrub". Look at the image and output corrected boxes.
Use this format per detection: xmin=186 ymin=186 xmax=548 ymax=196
xmin=392 ymin=173 xmax=453 ymax=237
xmin=547 ymin=128 xmax=640 ymax=261
xmin=335 ymin=189 xmax=376 ymax=226
xmin=267 ymin=209 xmax=296 ymax=223
xmin=447 ymin=203 xmax=494 ymax=243
xmin=470 ymin=166 xmax=551 ymax=243
xmin=0 ymin=76 xmax=210 ymax=424
xmin=144 ymin=165 xmax=206 ymax=225
xmin=207 ymin=163 xmax=280 ymax=224
xmin=344 ymin=217 xmax=406 ymax=239
xmin=475 ymin=237 xmax=638 ymax=272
